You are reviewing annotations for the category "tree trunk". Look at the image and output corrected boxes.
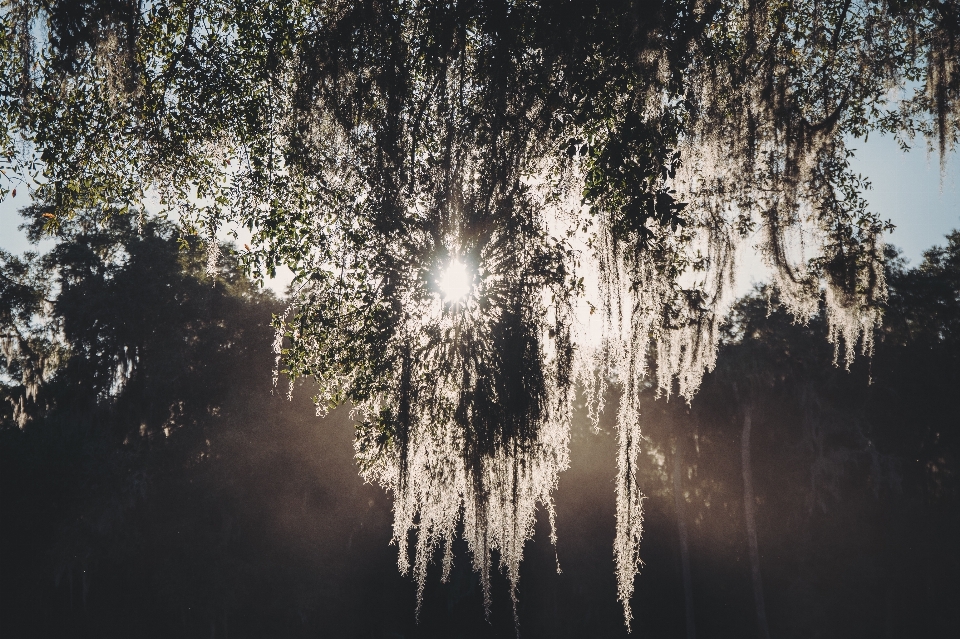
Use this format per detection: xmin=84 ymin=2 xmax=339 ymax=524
xmin=673 ymin=433 xmax=696 ymax=639
xmin=742 ymin=405 xmax=771 ymax=639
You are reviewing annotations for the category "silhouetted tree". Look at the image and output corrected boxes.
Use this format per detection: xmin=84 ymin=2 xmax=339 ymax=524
xmin=3 ymin=0 xmax=959 ymax=625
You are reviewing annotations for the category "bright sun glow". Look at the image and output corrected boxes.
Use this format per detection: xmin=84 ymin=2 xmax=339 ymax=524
xmin=438 ymin=260 xmax=471 ymax=303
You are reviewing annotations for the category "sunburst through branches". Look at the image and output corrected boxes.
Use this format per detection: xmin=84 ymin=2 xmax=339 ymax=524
xmin=5 ymin=0 xmax=960 ymax=632
xmin=437 ymin=259 xmax=473 ymax=304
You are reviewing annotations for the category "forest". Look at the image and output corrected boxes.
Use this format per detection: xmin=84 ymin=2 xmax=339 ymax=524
xmin=2 ymin=212 xmax=957 ymax=637
xmin=2 ymin=0 xmax=960 ymax=636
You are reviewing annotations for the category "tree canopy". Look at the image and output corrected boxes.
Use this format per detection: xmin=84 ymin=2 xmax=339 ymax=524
xmin=2 ymin=0 xmax=959 ymax=627
xmin=3 ymin=215 xmax=958 ymax=636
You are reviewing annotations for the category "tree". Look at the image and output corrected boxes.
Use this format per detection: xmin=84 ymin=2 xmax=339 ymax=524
xmin=0 ymin=213 xmax=280 ymax=636
xmin=3 ymin=0 xmax=958 ymax=627
xmin=679 ymin=235 xmax=960 ymax=636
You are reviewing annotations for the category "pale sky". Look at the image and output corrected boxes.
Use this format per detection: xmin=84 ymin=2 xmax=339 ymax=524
xmin=730 ymin=134 xmax=959 ymax=297
xmin=850 ymin=134 xmax=959 ymax=264
xmin=2 ymin=134 xmax=957 ymax=298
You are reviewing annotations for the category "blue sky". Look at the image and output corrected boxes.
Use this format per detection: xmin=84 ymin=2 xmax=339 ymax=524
xmin=2 ymin=134 xmax=957 ymax=297
xmin=731 ymin=133 xmax=959 ymax=295
xmin=848 ymin=134 xmax=958 ymax=264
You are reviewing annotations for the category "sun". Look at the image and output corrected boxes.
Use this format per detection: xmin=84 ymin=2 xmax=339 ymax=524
xmin=438 ymin=260 xmax=472 ymax=303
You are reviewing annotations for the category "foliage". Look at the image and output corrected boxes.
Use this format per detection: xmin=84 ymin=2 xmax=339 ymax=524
xmin=683 ymin=235 xmax=960 ymax=636
xmin=2 ymin=222 xmax=958 ymax=637
xmin=2 ymin=0 xmax=959 ymax=625
xmin=0 ymin=213 xmax=291 ymax=636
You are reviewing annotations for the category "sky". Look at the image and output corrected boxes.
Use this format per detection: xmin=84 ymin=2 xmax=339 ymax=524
xmin=849 ymin=134 xmax=959 ymax=263
xmin=2 ymin=133 xmax=957 ymax=298
xmin=729 ymin=134 xmax=957 ymax=297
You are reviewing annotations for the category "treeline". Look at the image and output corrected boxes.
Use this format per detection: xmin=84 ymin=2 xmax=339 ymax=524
xmin=1 ymin=217 xmax=958 ymax=638
xmin=634 ymin=235 xmax=960 ymax=638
